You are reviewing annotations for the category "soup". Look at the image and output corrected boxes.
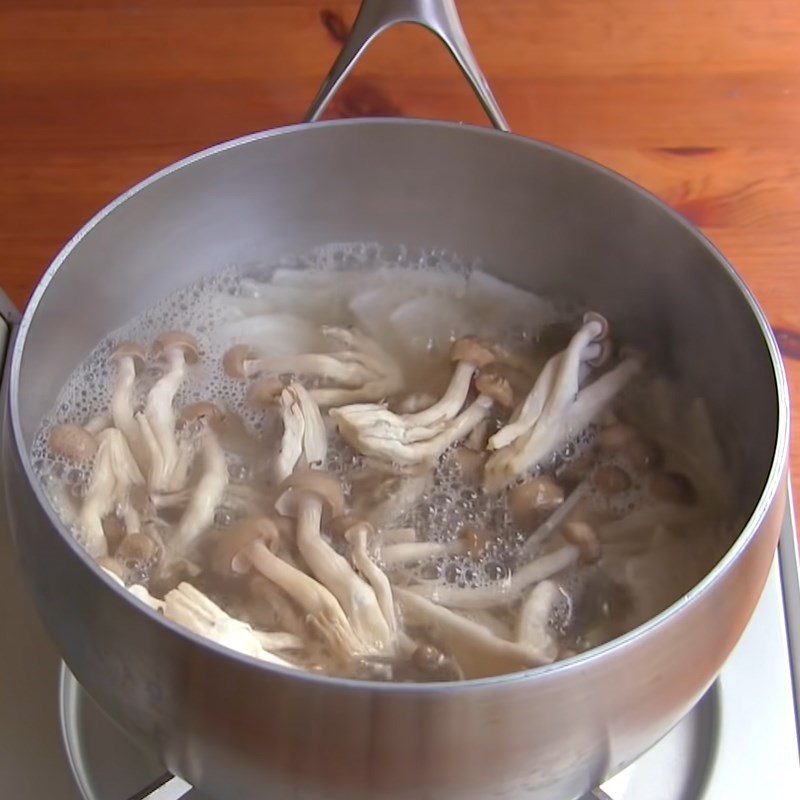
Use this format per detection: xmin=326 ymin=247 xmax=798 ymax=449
xmin=32 ymin=244 xmax=734 ymax=681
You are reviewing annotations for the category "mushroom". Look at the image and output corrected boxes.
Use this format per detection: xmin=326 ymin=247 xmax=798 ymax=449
xmin=399 ymin=337 xmax=496 ymax=427
xmin=592 ymin=465 xmax=633 ymax=495
xmin=77 ymin=428 xmax=145 ymax=557
xmin=519 ymin=479 xmax=591 ymax=555
xmin=380 ymin=538 xmax=466 ymax=568
xmin=213 ymin=517 xmax=362 ymax=660
xmin=223 ymin=326 xmax=403 ymax=407
xmin=98 ymin=563 xmax=165 ymax=611
xmin=168 ymin=421 xmax=228 ymax=555
xmin=109 ymin=341 xmax=149 ymax=470
xmin=274 ymin=381 xmax=327 ymax=482
xmin=275 ymin=470 xmax=395 ymax=654
xmin=163 ymin=582 xmax=298 ymax=668
xmin=136 ymin=331 xmax=199 ymax=492
xmin=485 ymin=324 xmax=641 ymax=491
xmin=331 ymin=371 xmax=513 ymax=468
xmin=49 ymin=423 xmax=97 ymax=463
xmin=508 ymin=475 xmax=565 ymax=527
xmin=408 ymin=523 xmax=600 ymax=610
xmin=344 ymin=521 xmax=398 ymax=637
xmin=395 ymin=589 xmax=553 ymax=679
xmin=516 ymin=580 xmax=561 ymax=663
xmin=488 ymin=313 xmax=610 ymax=453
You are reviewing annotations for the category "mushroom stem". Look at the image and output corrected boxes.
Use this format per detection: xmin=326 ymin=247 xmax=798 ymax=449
xmin=163 ymin=582 xmax=298 ymax=667
xmin=516 ymin=580 xmax=561 ymax=663
xmin=395 ymin=589 xmax=552 ymax=679
xmin=78 ymin=428 xmax=144 ymax=558
xmin=485 ymin=357 xmax=640 ymax=491
xmin=518 ymin=479 xmax=591 ymax=556
xmin=169 ymin=425 xmax=228 ymax=555
xmin=400 ymin=360 xmax=475 ymax=427
xmin=274 ymin=382 xmax=327 ymax=482
xmin=380 ymin=540 xmax=466 ymax=567
xmin=110 ymin=345 xmax=149 ymax=470
xmin=245 ymin=540 xmax=362 ymax=660
xmin=345 ymin=522 xmax=398 ymax=636
xmin=409 ymin=545 xmax=581 ymax=610
xmin=295 ymin=496 xmax=394 ymax=652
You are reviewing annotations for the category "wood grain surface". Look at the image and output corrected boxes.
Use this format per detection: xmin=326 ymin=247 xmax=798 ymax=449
xmin=2 ymin=0 xmax=799 ymax=505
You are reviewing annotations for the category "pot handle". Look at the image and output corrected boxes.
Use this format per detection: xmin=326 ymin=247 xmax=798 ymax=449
xmin=304 ymin=0 xmax=510 ymax=132
xmin=0 ymin=289 xmax=20 ymax=385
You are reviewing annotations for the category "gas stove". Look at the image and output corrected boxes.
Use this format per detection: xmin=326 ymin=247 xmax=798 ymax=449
xmin=2 ymin=499 xmax=799 ymax=800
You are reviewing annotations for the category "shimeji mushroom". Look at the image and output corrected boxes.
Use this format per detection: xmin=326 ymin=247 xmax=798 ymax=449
xmin=163 ymin=582 xmax=298 ymax=668
xmin=344 ymin=521 xmax=398 ymax=638
xmin=275 ymin=470 xmax=396 ymax=654
xmin=98 ymin=563 xmax=165 ymax=611
xmin=489 ymin=313 xmax=611 ymax=453
xmin=224 ymin=326 xmax=403 ymax=407
xmin=49 ymin=423 xmax=98 ymax=463
xmin=516 ymin=580 xmax=562 ymax=663
xmin=110 ymin=341 xmax=149 ymax=470
xmin=213 ymin=517 xmax=363 ymax=661
xmin=485 ymin=325 xmax=641 ymax=490
xmin=408 ymin=521 xmax=600 ymax=610
xmin=168 ymin=421 xmax=228 ymax=556
xmin=274 ymin=381 xmax=327 ymax=482
xmin=399 ymin=337 xmax=496 ymax=427
xmin=331 ymin=371 xmax=513 ymax=468
xmin=136 ymin=331 xmax=199 ymax=492
xmin=77 ymin=428 xmax=145 ymax=558
xmin=395 ymin=589 xmax=553 ymax=679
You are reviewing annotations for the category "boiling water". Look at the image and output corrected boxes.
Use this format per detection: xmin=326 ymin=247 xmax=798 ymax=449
xmin=31 ymin=243 xmax=735 ymax=681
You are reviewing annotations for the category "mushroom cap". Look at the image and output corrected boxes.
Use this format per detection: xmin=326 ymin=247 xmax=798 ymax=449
xmin=274 ymin=469 xmax=345 ymax=519
xmin=562 ymin=521 xmax=601 ymax=564
xmin=213 ymin=517 xmax=280 ymax=575
xmin=49 ymin=423 xmax=97 ymax=462
xmin=223 ymin=344 xmax=257 ymax=379
xmin=246 ymin=376 xmax=285 ymax=407
xmin=474 ymin=371 xmax=514 ymax=407
xmin=509 ymin=476 xmax=565 ymax=522
xmin=592 ymin=464 xmax=632 ymax=495
xmin=582 ymin=311 xmax=610 ymax=341
xmin=153 ymin=331 xmax=200 ymax=363
xmin=116 ymin=532 xmax=160 ymax=565
xmin=586 ymin=338 xmax=613 ymax=369
xmin=180 ymin=401 xmax=225 ymax=427
xmin=112 ymin=341 xmax=146 ymax=371
xmin=450 ymin=337 xmax=496 ymax=368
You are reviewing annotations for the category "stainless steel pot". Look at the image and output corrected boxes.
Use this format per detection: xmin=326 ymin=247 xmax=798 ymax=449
xmin=0 ymin=2 xmax=790 ymax=799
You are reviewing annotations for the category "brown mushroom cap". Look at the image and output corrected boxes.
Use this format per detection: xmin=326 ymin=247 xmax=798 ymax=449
xmin=474 ymin=371 xmax=514 ymax=407
xmin=563 ymin=521 xmax=601 ymax=564
xmin=213 ymin=517 xmax=280 ymax=575
xmin=180 ymin=401 xmax=225 ymax=427
xmin=153 ymin=331 xmax=199 ymax=363
xmin=112 ymin=341 xmax=146 ymax=371
xmin=274 ymin=470 xmax=346 ymax=519
xmin=49 ymin=423 xmax=97 ymax=462
xmin=592 ymin=465 xmax=632 ymax=495
xmin=509 ymin=476 xmax=565 ymax=523
xmin=459 ymin=525 xmax=490 ymax=559
xmin=246 ymin=376 xmax=285 ymax=407
xmin=597 ymin=423 xmax=639 ymax=451
xmin=223 ymin=344 xmax=257 ymax=379
xmin=450 ymin=336 xmax=496 ymax=368
xmin=96 ymin=555 xmax=126 ymax=581
xmin=116 ymin=532 xmax=160 ymax=565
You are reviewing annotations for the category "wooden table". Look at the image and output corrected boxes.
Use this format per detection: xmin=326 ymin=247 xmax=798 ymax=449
xmin=2 ymin=0 xmax=799 ymax=501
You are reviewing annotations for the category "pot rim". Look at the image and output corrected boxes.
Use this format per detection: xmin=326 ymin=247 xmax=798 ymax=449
xmin=8 ymin=117 xmax=791 ymax=692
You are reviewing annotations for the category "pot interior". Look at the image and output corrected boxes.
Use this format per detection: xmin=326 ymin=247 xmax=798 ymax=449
xmin=13 ymin=120 xmax=783 ymax=530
